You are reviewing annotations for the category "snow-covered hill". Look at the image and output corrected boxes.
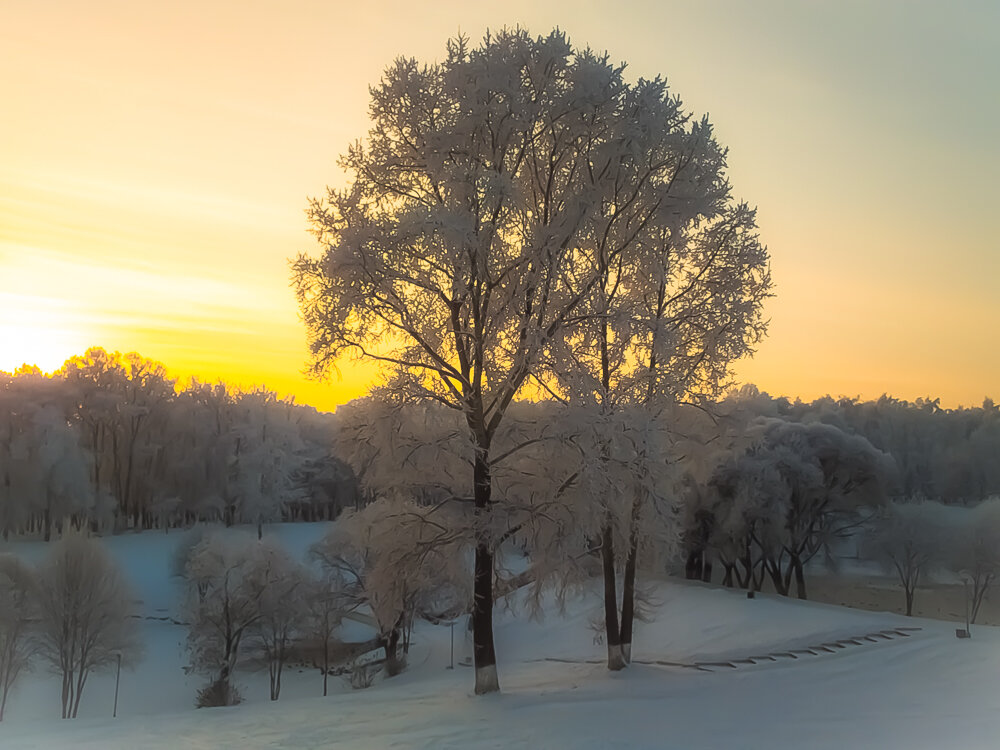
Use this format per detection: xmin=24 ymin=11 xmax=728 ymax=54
xmin=1 ymin=524 xmax=997 ymax=749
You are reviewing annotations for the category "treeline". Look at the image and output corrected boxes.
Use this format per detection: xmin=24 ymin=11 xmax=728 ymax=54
xmin=729 ymin=386 xmax=1000 ymax=503
xmin=0 ymin=348 xmax=356 ymax=539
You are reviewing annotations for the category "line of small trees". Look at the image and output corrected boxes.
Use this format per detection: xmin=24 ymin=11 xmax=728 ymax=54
xmin=867 ymin=497 xmax=1000 ymax=619
xmin=0 ymin=533 xmax=139 ymax=721
xmin=683 ymin=412 xmax=895 ymax=599
xmin=178 ymin=518 xmax=467 ymax=706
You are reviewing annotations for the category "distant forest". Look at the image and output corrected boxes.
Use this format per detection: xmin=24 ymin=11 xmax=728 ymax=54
xmin=1 ymin=348 xmax=996 ymax=540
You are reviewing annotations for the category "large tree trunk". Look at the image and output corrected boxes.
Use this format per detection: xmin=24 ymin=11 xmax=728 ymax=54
xmin=600 ymin=518 xmax=625 ymax=671
xmin=472 ymin=447 xmax=499 ymax=694
xmin=792 ymin=556 xmax=808 ymax=600
xmin=619 ymin=530 xmax=638 ymax=665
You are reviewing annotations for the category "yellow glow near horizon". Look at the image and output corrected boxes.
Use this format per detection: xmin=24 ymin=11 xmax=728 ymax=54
xmin=0 ymin=294 xmax=92 ymax=374
xmin=2 ymin=1 xmax=997 ymax=410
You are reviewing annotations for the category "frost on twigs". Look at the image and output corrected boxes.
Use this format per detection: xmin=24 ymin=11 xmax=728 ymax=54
xmin=294 ymin=27 xmax=770 ymax=690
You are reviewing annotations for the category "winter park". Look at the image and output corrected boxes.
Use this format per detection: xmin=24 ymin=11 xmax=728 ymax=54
xmin=2 ymin=4 xmax=999 ymax=749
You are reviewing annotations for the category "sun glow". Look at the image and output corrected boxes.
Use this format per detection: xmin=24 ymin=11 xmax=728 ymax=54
xmin=0 ymin=294 xmax=93 ymax=374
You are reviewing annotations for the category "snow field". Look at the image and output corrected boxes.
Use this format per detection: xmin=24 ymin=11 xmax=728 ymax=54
xmin=2 ymin=523 xmax=998 ymax=749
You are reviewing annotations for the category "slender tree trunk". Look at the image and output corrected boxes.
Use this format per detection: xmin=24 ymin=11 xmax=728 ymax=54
xmin=792 ymin=556 xmax=807 ymax=600
xmin=61 ymin=668 xmax=73 ymax=719
xmin=472 ymin=447 xmax=499 ymax=694
xmin=322 ymin=637 xmax=329 ymax=697
xmin=1 ymin=677 xmax=11 ymax=722
xmin=701 ymin=558 xmax=713 ymax=584
xmin=269 ymin=652 xmax=283 ymax=701
xmin=72 ymin=673 xmax=86 ymax=718
xmin=685 ymin=549 xmax=702 ymax=580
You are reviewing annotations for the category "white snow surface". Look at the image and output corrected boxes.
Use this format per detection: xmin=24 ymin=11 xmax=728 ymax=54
xmin=2 ymin=523 xmax=998 ymax=749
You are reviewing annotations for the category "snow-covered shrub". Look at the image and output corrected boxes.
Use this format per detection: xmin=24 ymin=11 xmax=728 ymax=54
xmin=345 ymin=662 xmax=381 ymax=690
xmin=195 ymin=676 xmax=243 ymax=708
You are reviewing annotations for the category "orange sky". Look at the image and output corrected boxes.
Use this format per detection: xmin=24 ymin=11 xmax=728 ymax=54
xmin=2 ymin=1 xmax=997 ymax=411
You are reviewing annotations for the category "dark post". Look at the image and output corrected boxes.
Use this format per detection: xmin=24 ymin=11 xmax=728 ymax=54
xmin=447 ymin=621 xmax=455 ymax=669
xmin=113 ymin=652 xmax=122 ymax=718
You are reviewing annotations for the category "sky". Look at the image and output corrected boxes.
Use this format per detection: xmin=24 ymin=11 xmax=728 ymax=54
xmin=2 ymin=0 xmax=997 ymax=411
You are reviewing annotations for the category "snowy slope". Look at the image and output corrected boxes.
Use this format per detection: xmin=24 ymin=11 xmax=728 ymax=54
xmin=2 ymin=525 xmax=998 ymax=749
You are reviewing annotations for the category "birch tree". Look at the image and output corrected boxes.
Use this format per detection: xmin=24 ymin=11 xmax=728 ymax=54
xmin=294 ymin=28 xmax=756 ymax=693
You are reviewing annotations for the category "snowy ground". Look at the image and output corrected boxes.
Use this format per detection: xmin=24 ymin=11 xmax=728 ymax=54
xmin=2 ymin=525 xmax=999 ymax=749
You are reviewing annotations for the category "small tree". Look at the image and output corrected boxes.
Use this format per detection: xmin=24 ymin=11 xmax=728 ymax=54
xmin=303 ymin=575 xmax=343 ymax=697
xmin=947 ymin=497 xmax=1000 ymax=624
xmin=35 ymin=532 xmax=139 ymax=719
xmin=312 ymin=496 xmax=468 ymax=676
xmin=0 ymin=554 xmax=36 ymax=721
xmin=184 ymin=533 xmax=262 ymax=707
xmin=246 ymin=540 xmax=305 ymax=701
xmin=868 ymin=499 xmax=944 ymax=616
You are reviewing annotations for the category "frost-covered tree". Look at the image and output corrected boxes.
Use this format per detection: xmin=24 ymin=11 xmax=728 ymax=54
xmin=0 ymin=554 xmax=36 ymax=722
xmin=246 ymin=539 xmax=306 ymax=701
xmin=868 ymin=499 xmax=946 ymax=616
xmin=60 ymin=348 xmax=175 ymax=530
xmin=543 ymin=200 xmax=769 ymax=668
xmin=293 ymin=28 xmax=768 ymax=693
xmin=34 ymin=532 xmax=139 ymax=718
xmin=946 ymin=497 xmax=1000 ymax=623
xmin=303 ymin=575 xmax=343 ymax=697
xmin=312 ymin=495 xmax=468 ymax=676
xmin=700 ymin=418 xmax=894 ymax=599
xmin=184 ymin=532 xmax=263 ymax=706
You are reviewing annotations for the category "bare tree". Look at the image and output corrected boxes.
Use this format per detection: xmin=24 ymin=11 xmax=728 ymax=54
xmin=0 ymin=554 xmax=36 ymax=721
xmin=944 ymin=497 xmax=1000 ymax=623
xmin=868 ymin=499 xmax=945 ymax=616
xmin=246 ymin=539 xmax=306 ymax=701
xmin=303 ymin=575 xmax=343 ymax=697
xmin=34 ymin=532 xmax=139 ymax=719
xmin=183 ymin=532 xmax=262 ymax=707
